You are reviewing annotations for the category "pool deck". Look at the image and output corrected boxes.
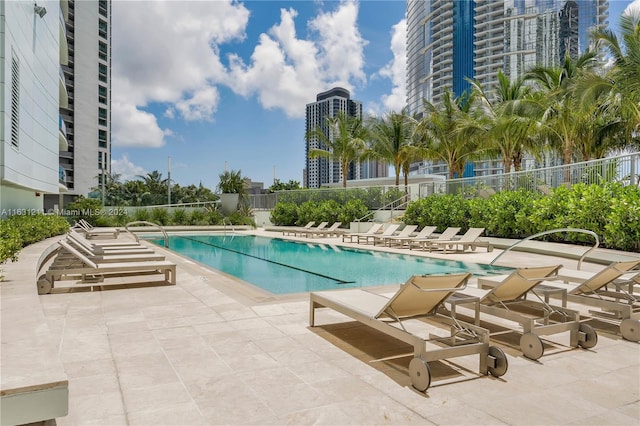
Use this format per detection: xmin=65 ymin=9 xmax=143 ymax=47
xmin=1 ymin=228 xmax=639 ymax=425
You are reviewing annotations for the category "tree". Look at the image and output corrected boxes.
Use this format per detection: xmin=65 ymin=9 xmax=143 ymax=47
xmin=268 ymin=179 xmax=301 ymax=193
xmin=307 ymin=111 xmax=368 ymax=188
xmin=366 ymin=108 xmax=417 ymax=187
xmin=416 ymin=90 xmax=484 ymax=179
xmin=217 ymin=169 xmax=247 ymax=194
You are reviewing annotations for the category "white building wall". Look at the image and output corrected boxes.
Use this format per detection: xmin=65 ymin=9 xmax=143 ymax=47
xmin=72 ymin=1 xmax=101 ymax=196
xmin=0 ymin=0 xmax=59 ymax=212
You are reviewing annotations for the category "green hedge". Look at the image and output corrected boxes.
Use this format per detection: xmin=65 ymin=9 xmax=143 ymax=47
xmin=402 ymin=183 xmax=640 ymax=252
xmin=0 ymin=214 xmax=70 ymax=265
xmin=270 ymin=199 xmax=369 ymax=226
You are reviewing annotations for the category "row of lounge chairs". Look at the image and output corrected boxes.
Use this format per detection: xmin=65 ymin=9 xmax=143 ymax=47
xmin=282 ymin=221 xmax=346 ymax=238
xmin=36 ymin=228 xmax=176 ymax=295
xmin=311 ymin=260 xmax=640 ymax=391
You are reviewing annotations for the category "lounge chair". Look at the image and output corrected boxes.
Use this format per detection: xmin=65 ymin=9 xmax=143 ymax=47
xmin=290 ymin=221 xmax=328 ymax=237
xmin=68 ymin=230 xmax=150 ymax=251
xmin=303 ymin=222 xmax=343 ymax=238
xmin=422 ymin=228 xmax=493 ymax=254
xmin=455 ymin=265 xmax=598 ymax=359
xmin=37 ymin=240 xmax=176 ymax=295
xmin=384 ymin=226 xmax=437 ymax=248
xmin=75 ymin=219 xmax=120 ymax=239
xmin=528 ymin=259 xmax=640 ymax=342
xmin=59 ymin=237 xmax=165 ymax=263
xmin=341 ymin=223 xmax=383 ymax=243
xmin=409 ymin=227 xmax=461 ymax=250
xmin=358 ymin=224 xmax=400 ymax=245
xmin=310 ymin=273 xmax=508 ymax=391
xmin=282 ymin=221 xmax=315 ymax=236
xmin=373 ymin=225 xmax=418 ymax=246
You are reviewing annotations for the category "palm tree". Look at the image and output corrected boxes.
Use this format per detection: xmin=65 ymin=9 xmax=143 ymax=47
xmin=308 ymin=111 xmax=368 ymax=188
xmin=524 ymin=50 xmax=599 ymax=181
xmin=366 ymin=108 xmax=416 ymax=187
xmin=469 ymin=71 xmax=543 ymax=173
xmin=416 ymin=90 xmax=484 ymax=179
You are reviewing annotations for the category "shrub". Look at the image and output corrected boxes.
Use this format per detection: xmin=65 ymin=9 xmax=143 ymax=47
xmin=133 ymin=208 xmax=150 ymax=222
xmin=150 ymin=208 xmax=169 ymax=225
xmin=65 ymin=197 xmax=102 ymax=226
xmin=484 ymin=190 xmax=540 ymax=238
xmin=0 ymin=214 xmax=70 ymax=267
xmin=171 ymin=208 xmax=188 ymax=225
xmin=604 ymin=185 xmax=640 ymax=251
xmin=270 ymin=202 xmax=298 ymax=226
xmin=337 ymin=199 xmax=369 ymax=225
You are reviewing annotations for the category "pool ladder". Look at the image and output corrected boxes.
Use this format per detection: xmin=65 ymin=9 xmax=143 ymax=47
xmin=124 ymin=221 xmax=169 ymax=247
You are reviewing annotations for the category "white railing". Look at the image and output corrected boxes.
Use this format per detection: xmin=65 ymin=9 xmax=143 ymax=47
xmin=418 ymin=152 xmax=639 ymax=197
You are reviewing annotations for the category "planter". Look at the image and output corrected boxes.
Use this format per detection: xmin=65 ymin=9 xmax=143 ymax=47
xmin=219 ymin=193 xmax=239 ymax=215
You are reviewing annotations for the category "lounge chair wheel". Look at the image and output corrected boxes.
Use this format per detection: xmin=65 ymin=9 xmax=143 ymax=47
xmin=578 ymin=323 xmax=598 ymax=349
xmin=37 ymin=276 xmax=52 ymax=295
xmin=409 ymin=357 xmax=431 ymax=392
xmin=620 ymin=319 xmax=640 ymax=342
xmin=520 ymin=333 xmax=544 ymax=360
xmin=487 ymin=346 xmax=508 ymax=377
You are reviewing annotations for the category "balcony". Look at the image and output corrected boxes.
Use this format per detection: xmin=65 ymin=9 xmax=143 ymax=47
xmin=59 ymin=116 xmax=68 ymax=152
xmin=58 ymin=166 xmax=68 ymax=192
xmin=59 ymin=9 xmax=68 ymax=66
xmin=59 ymin=68 xmax=68 ymax=109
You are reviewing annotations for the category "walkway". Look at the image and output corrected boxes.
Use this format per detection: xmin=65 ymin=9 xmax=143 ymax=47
xmin=1 ymin=230 xmax=638 ymax=425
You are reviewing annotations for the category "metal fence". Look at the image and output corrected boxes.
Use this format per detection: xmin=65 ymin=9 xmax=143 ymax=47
xmin=249 ymin=185 xmax=411 ymax=211
xmin=419 ymin=152 xmax=639 ymax=198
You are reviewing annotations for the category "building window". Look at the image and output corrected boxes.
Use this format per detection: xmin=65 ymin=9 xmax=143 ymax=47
xmin=98 ymin=0 xmax=108 ymax=17
xmin=98 ymin=64 xmax=108 ymax=83
xmin=98 ymin=86 xmax=107 ymax=104
xmin=10 ymin=54 xmax=20 ymax=148
xmin=98 ymin=41 xmax=108 ymax=61
xmin=98 ymin=130 xmax=107 ymax=148
xmin=98 ymin=19 xmax=108 ymax=38
xmin=98 ymin=107 xmax=107 ymax=126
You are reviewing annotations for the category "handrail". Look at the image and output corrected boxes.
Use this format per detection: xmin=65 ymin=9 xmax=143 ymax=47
xmin=356 ymin=195 xmax=410 ymax=223
xmin=124 ymin=221 xmax=169 ymax=247
xmin=221 ymin=218 xmax=235 ymax=235
xmin=490 ymin=228 xmax=600 ymax=270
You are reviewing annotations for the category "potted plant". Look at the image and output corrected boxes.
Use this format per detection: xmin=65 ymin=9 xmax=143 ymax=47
xmin=217 ymin=169 xmax=247 ymax=215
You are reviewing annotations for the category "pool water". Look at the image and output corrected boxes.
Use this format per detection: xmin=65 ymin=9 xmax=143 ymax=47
xmin=150 ymin=234 xmax=510 ymax=295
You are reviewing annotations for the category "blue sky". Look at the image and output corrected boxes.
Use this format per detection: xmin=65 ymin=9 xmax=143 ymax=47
xmin=110 ymin=0 xmax=635 ymax=190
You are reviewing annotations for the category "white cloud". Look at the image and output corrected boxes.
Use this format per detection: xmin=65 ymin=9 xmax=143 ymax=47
xmin=377 ymin=18 xmax=406 ymax=113
xmin=111 ymin=0 xmax=250 ymax=146
xmin=111 ymin=154 xmax=146 ymax=181
xmin=625 ymin=0 xmax=640 ymax=15
xmin=111 ymin=101 xmax=169 ymax=148
xmin=225 ymin=2 xmax=367 ymax=118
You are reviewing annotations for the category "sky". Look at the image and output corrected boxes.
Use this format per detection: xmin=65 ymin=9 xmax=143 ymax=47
xmin=110 ymin=0 xmax=637 ymax=190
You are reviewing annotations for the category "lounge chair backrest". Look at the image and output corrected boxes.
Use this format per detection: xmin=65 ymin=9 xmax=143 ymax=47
xmin=325 ymin=222 xmax=342 ymax=231
xmin=458 ymin=228 xmax=485 ymax=242
xmin=484 ymin=265 xmax=562 ymax=303
xmin=314 ymin=222 xmax=329 ymax=231
xmin=572 ymin=260 xmax=640 ymax=294
xmin=380 ymin=224 xmax=401 ymax=236
xmin=66 ymin=237 xmax=96 ymax=257
xmin=365 ymin=223 xmax=384 ymax=235
xmin=377 ymin=273 xmax=471 ymax=319
xmin=68 ymin=230 xmax=95 ymax=250
xmin=303 ymin=221 xmax=315 ymax=229
xmin=395 ymin=225 xmax=418 ymax=238
xmin=436 ymin=227 xmax=461 ymax=240
xmin=58 ymin=240 xmax=98 ymax=269
xmin=414 ymin=226 xmax=437 ymax=239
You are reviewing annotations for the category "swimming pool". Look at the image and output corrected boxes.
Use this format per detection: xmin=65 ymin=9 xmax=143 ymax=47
xmin=150 ymin=234 xmax=510 ymax=295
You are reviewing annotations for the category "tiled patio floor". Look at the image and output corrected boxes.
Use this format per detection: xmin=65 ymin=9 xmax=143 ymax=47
xmin=1 ymin=230 xmax=639 ymax=425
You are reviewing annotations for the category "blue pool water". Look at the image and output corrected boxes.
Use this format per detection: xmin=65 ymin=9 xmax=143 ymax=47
xmin=150 ymin=234 xmax=510 ymax=294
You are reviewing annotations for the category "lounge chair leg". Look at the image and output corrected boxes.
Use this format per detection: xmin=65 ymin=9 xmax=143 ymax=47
xmin=620 ymin=319 xmax=640 ymax=342
xmin=37 ymin=276 xmax=53 ymax=295
xmin=520 ymin=333 xmax=544 ymax=360
xmin=577 ymin=323 xmax=598 ymax=349
xmin=409 ymin=357 xmax=431 ymax=392
xmin=487 ymin=346 xmax=508 ymax=377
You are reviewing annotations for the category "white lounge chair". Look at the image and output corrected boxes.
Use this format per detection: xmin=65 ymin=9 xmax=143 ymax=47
xmin=384 ymin=226 xmax=437 ymax=248
xmin=58 ymin=238 xmax=165 ymax=263
xmin=291 ymin=221 xmax=328 ymax=237
xmin=37 ymin=240 xmax=176 ymax=295
xmin=373 ymin=225 xmax=418 ymax=246
xmin=409 ymin=227 xmax=461 ymax=250
xmin=358 ymin=224 xmax=400 ymax=245
xmin=423 ymin=228 xmax=493 ymax=253
xmin=455 ymin=265 xmax=598 ymax=359
xmin=529 ymin=259 xmax=640 ymax=342
xmin=282 ymin=221 xmax=315 ymax=236
xmin=303 ymin=222 xmax=343 ymax=238
xmin=341 ymin=223 xmax=383 ymax=243
xmin=310 ymin=273 xmax=508 ymax=391
xmin=75 ymin=219 xmax=120 ymax=239
xmin=68 ymin=230 xmax=151 ymax=253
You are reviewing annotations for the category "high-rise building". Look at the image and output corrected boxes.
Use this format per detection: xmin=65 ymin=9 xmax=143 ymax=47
xmin=407 ymin=0 xmax=608 ymax=113
xmin=305 ymin=87 xmax=387 ymax=188
xmin=46 ymin=0 xmax=112 ymax=208
xmin=0 ymin=0 xmax=68 ymax=214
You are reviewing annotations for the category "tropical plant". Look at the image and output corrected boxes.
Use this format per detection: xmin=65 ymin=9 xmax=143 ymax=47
xmin=307 ymin=111 xmax=368 ymax=188
xmin=217 ymin=169 xmax=247 ymax=194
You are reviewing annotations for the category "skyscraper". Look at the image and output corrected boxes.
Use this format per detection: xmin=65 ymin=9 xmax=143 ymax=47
xmin=304 ymin=87 xmax=363 ymax=188
xmin=46 ymin=0 xmax=112 ymax=208
xmin=407 ymin=0 xmax=608 ymax=114
xmin=0 ymin=0 xmax=66 ymax=214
